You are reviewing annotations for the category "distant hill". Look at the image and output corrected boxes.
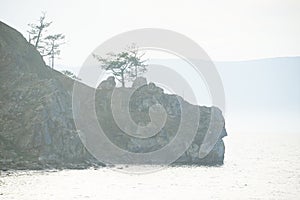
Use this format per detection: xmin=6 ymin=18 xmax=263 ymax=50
xmin=215 ymin=57 xmax=300 ymax=134
xmin=216 ymin=57 xmax=300 ymax=113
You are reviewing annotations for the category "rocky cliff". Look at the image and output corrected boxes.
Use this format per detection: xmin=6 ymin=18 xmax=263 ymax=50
xmin=0 ymin=21 xmax=227 ymax=170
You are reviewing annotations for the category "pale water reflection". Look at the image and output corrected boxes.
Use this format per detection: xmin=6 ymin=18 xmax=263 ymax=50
xmin=1 ymin=133 xmax=300 ymax=200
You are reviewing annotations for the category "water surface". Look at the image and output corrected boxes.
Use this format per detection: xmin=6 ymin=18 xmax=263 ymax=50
xmin=1 ymin=133 xmax=299 ymax=200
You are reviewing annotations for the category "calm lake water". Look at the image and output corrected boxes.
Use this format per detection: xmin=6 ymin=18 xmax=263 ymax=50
xmin=1 ymin=133 xmax=300 ymax=200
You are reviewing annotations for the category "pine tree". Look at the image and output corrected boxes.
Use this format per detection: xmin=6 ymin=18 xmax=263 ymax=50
xmin=93 ymin=44 xmax=147 ymax=87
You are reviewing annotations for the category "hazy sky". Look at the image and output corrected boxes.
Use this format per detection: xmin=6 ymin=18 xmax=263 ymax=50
xmin=1 ymin=0 xmax=299 ymax=134
xmin=1 ymin=0 xmax=300 ymax=68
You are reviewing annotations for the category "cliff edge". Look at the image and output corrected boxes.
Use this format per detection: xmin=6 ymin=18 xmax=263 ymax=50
xmin=0 ymin=21 xmax=227 ymax=170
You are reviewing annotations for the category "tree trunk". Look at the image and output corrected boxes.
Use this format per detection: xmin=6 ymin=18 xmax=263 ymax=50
xmin=121 ymin=71 xmax=125 ymax=87
xmin=28 ymin=33 xmax=31 ymax=43
xmin=35 ymin=29 xmax=42 ymax=48
xmin=51 ymin=52 xmax=54 ymax=69
xmin=50 ymin=41 xmax=55 ymax=69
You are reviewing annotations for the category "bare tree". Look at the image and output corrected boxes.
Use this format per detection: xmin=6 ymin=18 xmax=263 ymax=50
xmin=44 ymin=34 xmax=65 ymax=68
xmin=27 ymin=12 xmax=52 ymax=53
xmin=127 ymin=44 xmax=147 ymax=80
xmin=27 ymin=12 xmax=65 ymax=69
xmin=93 ymin=44 xmax=147 ymax=87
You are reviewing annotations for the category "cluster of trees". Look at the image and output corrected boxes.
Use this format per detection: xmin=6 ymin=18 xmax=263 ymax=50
xmin=28 ymin=13 xmax=148 ymax=85
xmin=27 ymin=12 xmax=65 ymax=69
xmin=93 ymin=44 xmax=148 ymax=87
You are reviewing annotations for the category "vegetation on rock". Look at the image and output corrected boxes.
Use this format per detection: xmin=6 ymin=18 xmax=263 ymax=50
xmin=93 ymin=44 xmax=148 ymax=87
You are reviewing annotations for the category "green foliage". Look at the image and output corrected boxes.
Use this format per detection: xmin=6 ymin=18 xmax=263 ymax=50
xmin=27 ymin=12 xmax=52 ymax=50
xmin=44 ymin=34 xmax=65 ymax=68
xmin=93 ymin=44 xmax=147 ymax=87
xmin=61 ymin=70 xmax=81 ymax=81
xmin=27 ymin=12 xmax=65 ymax=69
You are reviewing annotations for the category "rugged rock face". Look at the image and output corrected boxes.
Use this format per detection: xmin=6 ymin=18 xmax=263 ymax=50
xmin=0 ymin=21 xmax=227 ymax=170
xmin=97 ymin=76 xmax=116 ymax=90
xmin=132 ymin=77 xmax=147 ymax=88
xmin=0 ymin=22 xmax=95 ymax=169
xmin=94 ymin=85 xmax=227 ymax=165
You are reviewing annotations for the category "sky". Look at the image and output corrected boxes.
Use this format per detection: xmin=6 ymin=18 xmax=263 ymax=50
xmin=1 ymin=0 xmax=300 ymax=68
xmin=1 ymin=0 xmax=299 ymax=134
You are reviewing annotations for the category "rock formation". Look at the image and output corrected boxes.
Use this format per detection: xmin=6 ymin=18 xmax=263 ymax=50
xmin=132 ymin=77 xmax=147 ymax=88
xmin=0 ymin=21 xmax=227 ymax=170
xmin=97 ymin=76 xmax=116 ymax=90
